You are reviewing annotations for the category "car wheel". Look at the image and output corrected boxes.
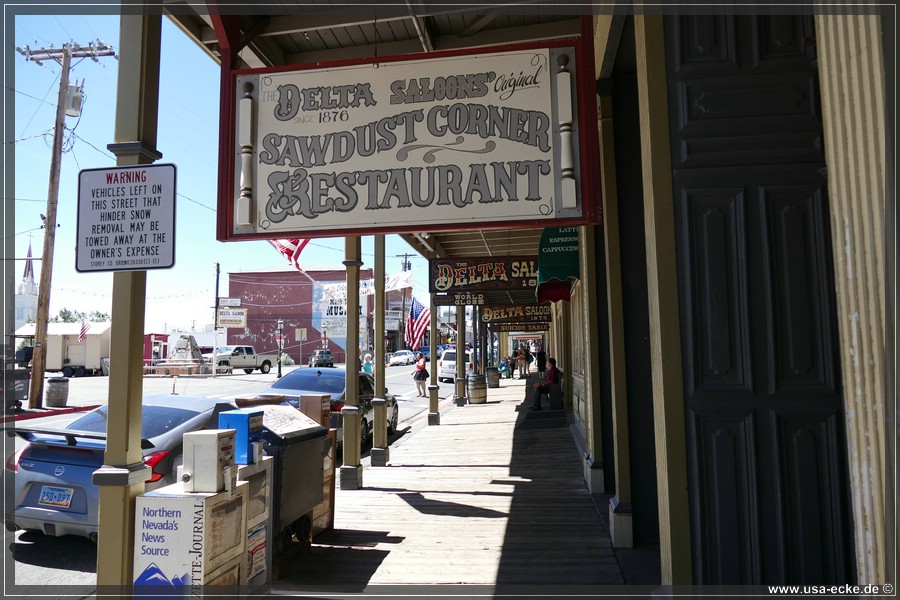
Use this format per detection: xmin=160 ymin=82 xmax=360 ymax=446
xmin=244 ymin=368 xmax=254 ymax=374
xmin=388 ymin=406 xmax=398 ymax=434
xmin=260 ymin=361 xmax=271 ymax=374
xmin=293 ymin=514 xmax=312 ymax=543
xmin=276 ymin=528 xmax=293 ymax=554
xmin=360 ymin=418 xmax=369 ymax=451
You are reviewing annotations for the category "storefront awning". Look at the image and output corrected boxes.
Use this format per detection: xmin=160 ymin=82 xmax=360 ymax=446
xmin=536 ymin=227 xmax=580 ymax=303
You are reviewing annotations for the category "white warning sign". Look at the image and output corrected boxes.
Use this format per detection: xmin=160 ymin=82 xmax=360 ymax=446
xmin=76 ymin=164 xmax=176 ymax=272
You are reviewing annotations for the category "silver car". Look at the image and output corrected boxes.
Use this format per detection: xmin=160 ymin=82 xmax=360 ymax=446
xmin=6 ymin=394 xmax=237 ymax=541
xmin=388 ymin=350 xmax=416 ymax=366
xmin=438 ymin=349 xmax=474 ymax=383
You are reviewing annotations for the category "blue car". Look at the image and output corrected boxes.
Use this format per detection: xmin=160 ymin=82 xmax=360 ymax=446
xmin=6 ymin=394 xmax=237 ymax=542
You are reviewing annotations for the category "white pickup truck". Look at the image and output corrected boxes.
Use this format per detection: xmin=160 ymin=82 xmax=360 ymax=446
xmin=203 ymin=345 xmax=276 ymax=374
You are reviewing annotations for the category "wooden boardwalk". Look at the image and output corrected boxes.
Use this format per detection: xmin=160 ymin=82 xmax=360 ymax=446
xmin=272 ymin=377 xmax=625 ymax=592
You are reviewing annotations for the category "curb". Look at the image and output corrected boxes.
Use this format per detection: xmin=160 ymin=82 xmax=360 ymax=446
xmin=1 ymin=404 xmax=100 ymax=424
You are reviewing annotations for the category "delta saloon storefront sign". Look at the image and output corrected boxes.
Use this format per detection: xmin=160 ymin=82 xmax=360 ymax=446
xmin=223 ymin=42 xmax=596 ymax=240
xmin=481 ymin=304 xmax=553 ymax=324
xmin=429 ymin=256 xmax=538 ymax=293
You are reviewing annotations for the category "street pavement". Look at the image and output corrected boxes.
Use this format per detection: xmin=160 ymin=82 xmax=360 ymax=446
xmin=4 ymin=363 xmax=454 ymax=426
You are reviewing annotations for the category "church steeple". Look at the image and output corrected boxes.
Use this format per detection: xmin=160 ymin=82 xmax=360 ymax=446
xmin=17 ymin=240 xmax=37 ymax=296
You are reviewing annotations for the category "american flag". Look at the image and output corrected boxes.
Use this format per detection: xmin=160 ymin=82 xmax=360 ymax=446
xmin=404 ymin=297 xmax=430 ymax=350
xmin=269 ymin=238 xmax=310 ymax=271
xmin=78 ymin=318 xmax=90 ymax=342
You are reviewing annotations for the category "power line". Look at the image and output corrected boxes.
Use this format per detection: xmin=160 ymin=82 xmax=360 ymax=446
xmin=18 ymin=40 xmax=116 ymax=409
xmin=17 ymin=72 xmax=60 ymax=139
xmin=4 ymin=84 xmax=57 ymax=107
xmin=3 ymin=130 xmax=51 ymax=144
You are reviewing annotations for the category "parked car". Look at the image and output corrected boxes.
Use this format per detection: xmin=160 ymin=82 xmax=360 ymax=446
xmin=6 ymin=394 xmax=237 ymax=542
xmin=308 ymin=349 xmax=334 ymax=367
xmin=389 ymin=350 xmax=416 ymax=366
xmin=438 ymin=349 xmax=474 ymax=383
xmin=260 ymin=367 xmax=398 ymax=450
xmin=202 ymin=345 xmax=276 ymax=374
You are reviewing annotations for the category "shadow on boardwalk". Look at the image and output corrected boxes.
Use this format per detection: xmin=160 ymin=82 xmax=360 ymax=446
xmin=273 ymin=376 xmax=660 ymax=595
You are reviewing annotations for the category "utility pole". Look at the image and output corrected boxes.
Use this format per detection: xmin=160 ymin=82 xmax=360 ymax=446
xmin=396 ymin=253 xmax=414 ymax=348
xmin=19 ymin=41 xmax=116 ymax=408
xmin=213 ymin=262 xmax=220 ymax=377
xmin=214 ymin=262 xmax=220 ymax=329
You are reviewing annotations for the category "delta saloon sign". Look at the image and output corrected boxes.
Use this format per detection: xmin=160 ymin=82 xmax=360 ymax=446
xmin=481 ymin=304 xmax=552 ymax=324
xmin=429 ymin=256 xmax=538 ymax=293
xmin=221 ymin=42 xmax=597 ymax=240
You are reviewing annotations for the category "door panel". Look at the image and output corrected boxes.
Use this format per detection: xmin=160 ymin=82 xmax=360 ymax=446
xmin=666 ymin=15 xmax=852 ymax=585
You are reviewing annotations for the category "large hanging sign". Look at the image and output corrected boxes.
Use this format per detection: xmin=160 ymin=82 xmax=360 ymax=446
xmin=429 ymin=256 xmax=538 ymax=293
xmin=480 ymin=304 xmax=553 ymax=324
xmin=222 ymin=42 xmax=596 ymax=241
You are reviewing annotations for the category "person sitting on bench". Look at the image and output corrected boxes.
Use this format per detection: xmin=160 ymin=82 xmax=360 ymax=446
xmin=530 ymin=357 xmax=559 ymax=411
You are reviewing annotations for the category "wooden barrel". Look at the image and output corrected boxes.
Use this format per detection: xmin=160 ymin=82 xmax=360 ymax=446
xmin=45 ymin=377 xmax=69 ymax=407
xmin=466 ymin=374 xmax=487 ymax=404
xmin=485 ymin=367 xmax=500 ymax=388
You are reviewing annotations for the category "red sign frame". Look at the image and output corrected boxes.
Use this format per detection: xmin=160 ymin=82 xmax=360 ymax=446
xmin=213 ymin=17 xmax=600 ymax=242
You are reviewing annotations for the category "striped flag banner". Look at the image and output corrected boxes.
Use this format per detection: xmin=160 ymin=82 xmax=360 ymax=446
xmin=78 ymin=318 xmax=90 ymax=342
xmin=404 ymin=297 xmax=430 ymax=350
xmin=269 ymin=238 xmax=310 ymax=271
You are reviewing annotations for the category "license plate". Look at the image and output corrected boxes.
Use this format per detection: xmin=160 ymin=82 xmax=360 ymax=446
xmin=38 ymin=485 xmax=74 ymax=508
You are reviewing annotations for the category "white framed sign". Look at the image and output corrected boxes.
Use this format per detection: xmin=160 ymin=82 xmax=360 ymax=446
xmin=76 ymin=164 xmax=176 ymax=272
xmin=226 ymin=44 xmax=586 ymax=239
xmin=217 ymin=308 xmax=248 ymax=328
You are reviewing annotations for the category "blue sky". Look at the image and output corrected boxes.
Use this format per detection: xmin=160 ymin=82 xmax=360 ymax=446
xmin=10 ymin=12 xmax=428 ymax=333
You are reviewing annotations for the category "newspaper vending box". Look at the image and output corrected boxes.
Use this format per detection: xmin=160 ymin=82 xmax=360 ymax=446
xmin=133 ymin=481 xmax=249 ymax=591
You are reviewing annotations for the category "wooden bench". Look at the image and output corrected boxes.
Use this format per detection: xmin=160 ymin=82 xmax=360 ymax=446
xmin=528 ymin=370 xmax=563 ymax=410
xmin=547 ymin=371 xmax=564 ymax=410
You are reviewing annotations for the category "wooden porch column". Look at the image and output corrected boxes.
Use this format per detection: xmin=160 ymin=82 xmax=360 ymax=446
xmin=371 ymin=235 xmax=389 ymax=466
xmin=94 ymin=12 xmax=161 ymax=588
xmin=340 ymin=236 xmax=364 ymax=489
xmin=815 ymin=13 xmax=890 ymax=584
xmin=634 ymin=14 xmax=692 ymax=585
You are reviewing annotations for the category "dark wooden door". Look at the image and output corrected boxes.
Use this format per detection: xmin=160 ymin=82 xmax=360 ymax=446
xmin=665 ymin=15 xmax=853 ymax=584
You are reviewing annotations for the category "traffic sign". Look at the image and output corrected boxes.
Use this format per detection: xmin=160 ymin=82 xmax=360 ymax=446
xmin=75 ymin=164 xmax=176 ymax=272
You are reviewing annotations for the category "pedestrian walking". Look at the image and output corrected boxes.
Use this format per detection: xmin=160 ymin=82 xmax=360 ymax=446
xmin=516 ymin=347 xmax=527 ymax=378
xmin=536 ymin=347 xmax=547 ymax=376
xmin=412 ymin=352 xmax=428 ymax=396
